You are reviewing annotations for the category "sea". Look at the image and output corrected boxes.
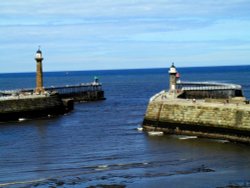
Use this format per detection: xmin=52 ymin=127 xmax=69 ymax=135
xmin=1 ymin=65 xmax=250 ymax=188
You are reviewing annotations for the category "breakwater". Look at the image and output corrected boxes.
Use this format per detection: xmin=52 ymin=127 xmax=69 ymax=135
xmin=45 ymin=83 xmax=105 ymax=102
xmin=143 ymin=97 xmax=250 ymax=143
xmin=0 ymin=83 xmax=105 ymax=122
xmin=1 ymin=83 xmax=105 ymax=102
xmin=143 ymin=64 xmax=250 ymax=143
xmin=0 ymin=94 xmax=66 ymax=121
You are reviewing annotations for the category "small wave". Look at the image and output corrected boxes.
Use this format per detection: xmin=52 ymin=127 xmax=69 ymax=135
xmin=208 ymin=139 xmax=230 ymax=143
xmin=18 ymin=118 xmax=27 ymax=122
xmin=0 ymin=178 xmax=46 ymax=187
xmin=136 ymin=127 xmax=143 ymax=131
xmin=178 ymin=136 xmax=198 ymax=140
xmin=95 ymin=165 xmax=109 ymax=171
xmin=148 ymin=131 xmax=164 ymax=136
xmin=114 ymin=162 xmax=149 ymax=169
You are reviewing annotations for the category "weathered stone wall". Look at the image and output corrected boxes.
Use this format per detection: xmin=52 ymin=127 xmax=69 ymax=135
xmin=0 ymin=95 xmax=65 ymax=121
xmin=143 ymin=99 xmax=250 ymax=143
xmin=0 ymin=95 xmax=63 ymax=113
xmin=0 ymin=86 xmax=105 ymax=122
xmin=59 ymin=90 xmax=105 ymax=102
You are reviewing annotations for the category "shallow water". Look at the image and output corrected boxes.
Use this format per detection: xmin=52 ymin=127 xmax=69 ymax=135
xmin=0 ymin=66 xmax=250 ymax=187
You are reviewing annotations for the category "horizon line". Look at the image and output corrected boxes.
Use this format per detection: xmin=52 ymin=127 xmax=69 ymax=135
xmin=0 ymin=64 xmax=249 ymax=74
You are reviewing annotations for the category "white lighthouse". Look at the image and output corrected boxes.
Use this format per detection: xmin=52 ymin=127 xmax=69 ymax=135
xmin=169 ymin=63 xmax=177 ymax=91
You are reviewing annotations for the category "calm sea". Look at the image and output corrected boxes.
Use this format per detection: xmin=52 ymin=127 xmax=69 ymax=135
xmin=1 ymin=66 xmax=250 ymax=188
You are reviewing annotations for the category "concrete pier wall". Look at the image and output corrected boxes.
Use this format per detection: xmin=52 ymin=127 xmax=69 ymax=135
xmin=6 ymin=84 xmax=106 ymax=102
xmin=59 ymin=90 xmax=105 ymax=102
xmin=0 ymin=84 xmax=105 ymax=122
xmin=0 ymin=95 xmax=65 ymax=121
xmin=143 ymin=99 xmax=250 ymax=143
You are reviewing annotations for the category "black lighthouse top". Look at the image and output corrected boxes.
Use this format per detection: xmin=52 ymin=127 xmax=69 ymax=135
xmin=36 ymin=49 xmax=42 ymax=54
xmin=35 ymin=47 xmax=43 ymax=60
xmin=169 ymin=62 xmax=177 ymax=74
xmin=171 ymin=62 xmax=175 ymax=68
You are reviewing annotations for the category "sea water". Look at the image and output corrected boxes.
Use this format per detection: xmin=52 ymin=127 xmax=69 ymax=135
xmin=0 ymin=66 xmax=250 ymax=188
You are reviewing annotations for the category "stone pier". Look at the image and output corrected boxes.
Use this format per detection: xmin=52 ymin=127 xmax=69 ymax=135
xmin=143 ymin=96 xmax=250 ymax=143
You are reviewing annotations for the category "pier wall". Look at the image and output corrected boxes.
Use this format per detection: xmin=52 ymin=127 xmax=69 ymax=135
xmin=0 ymin=84 xmax=105 ymax=122
xmin=0 ymin=95 xmax=66 ymax=121
xmin=58 ymin=90 xmax=105 ymax=102
xmin=143 ymin=100 xmax=250 ymax=143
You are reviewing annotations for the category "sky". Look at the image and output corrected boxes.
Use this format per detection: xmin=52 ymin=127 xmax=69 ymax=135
xmin=0 ymin=0 xmax=250 ymax=73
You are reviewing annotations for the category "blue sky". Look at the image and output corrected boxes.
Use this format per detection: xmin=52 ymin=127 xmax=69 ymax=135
xmin=0 ymin=0 xmax=250 ymax=73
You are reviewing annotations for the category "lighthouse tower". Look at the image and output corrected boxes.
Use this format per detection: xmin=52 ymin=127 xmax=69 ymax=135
xmin=169 ymin=63 xmax=177 ymax=91
xmin=35 ymin=47 xmax=45 ymax=94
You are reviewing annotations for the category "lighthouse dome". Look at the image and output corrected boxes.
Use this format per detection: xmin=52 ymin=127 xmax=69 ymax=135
xmin=35 ymin=47 xmax=43 ymax=59
xmin=36 ymin=49 xmax=42 ymax=54
xmin=169 ymin=63 xmax=177 ymax=74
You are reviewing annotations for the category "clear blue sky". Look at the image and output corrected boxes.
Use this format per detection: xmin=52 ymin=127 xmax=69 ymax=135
xmin=0 ymin=0 xmax=250 ymax=73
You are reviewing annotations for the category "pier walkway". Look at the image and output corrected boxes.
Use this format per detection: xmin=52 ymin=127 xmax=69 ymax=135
xmin=0 ymin=82 xmax=105 ymax=102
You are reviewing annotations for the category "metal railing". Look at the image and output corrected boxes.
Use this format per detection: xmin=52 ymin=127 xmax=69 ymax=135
xmin=176 ymin=81 xmax=242 ymax=91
